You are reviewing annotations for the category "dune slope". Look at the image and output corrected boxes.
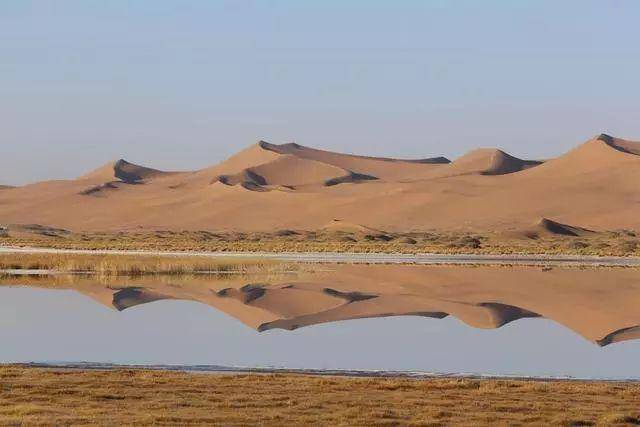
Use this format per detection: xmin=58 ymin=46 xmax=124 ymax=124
xmin=446 ymin=148 xmax=542 ymax=175
xmin=80 ymin=159 xmax=175 ymax=184
xmin=510 ymin=218 xmax=596 ymax=240
xmin=215 ymin=155 xmax=377 ymax=191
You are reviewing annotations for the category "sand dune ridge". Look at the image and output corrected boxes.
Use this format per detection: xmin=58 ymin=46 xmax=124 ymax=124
xmin=2 ymin=134 xmax=640 ymax=233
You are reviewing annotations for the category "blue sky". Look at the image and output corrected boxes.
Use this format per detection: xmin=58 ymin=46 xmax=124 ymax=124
xmin=2 ymin=1 xmax=639 ymax=184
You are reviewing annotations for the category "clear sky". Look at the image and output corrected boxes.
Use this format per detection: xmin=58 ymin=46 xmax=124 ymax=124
xmin=2 ymin=1 xmax=639 ymax=185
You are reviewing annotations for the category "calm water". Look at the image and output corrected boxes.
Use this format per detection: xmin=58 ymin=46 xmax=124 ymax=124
xmin=1 ymin=264 xmax=639 ymax=379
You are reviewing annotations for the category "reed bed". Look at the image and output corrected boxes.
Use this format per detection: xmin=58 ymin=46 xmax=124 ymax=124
xmin=0 ymin=253 xmax=289 ymax=276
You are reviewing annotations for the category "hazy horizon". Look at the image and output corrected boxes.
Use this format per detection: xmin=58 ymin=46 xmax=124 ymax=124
xmin=2 ymin=1 xmax=640 ymax=185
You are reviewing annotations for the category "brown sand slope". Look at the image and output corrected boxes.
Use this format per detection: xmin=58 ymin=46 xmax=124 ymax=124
xmin=508 ymin=217 xmax=596 ymax=240
xmin=76 ymin=159 xmax=190 ymax=197
xmin=258 ymin=140 xmax=451 ymax=180
xmin=204 ymin=142 xmax=282 ymax=175
xmin=215 ymin=155 xmax=376 ymax=191
xmin=0 ymin=134 xmax=639 ymax=232
xmin=207 ymin=140 xmax=447 ymax=185
xmin=445 ymin=148 xmax=542 ymax=176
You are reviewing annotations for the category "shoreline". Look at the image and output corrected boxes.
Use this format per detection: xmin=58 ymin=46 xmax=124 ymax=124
xmin=2 ymin=246 xmax=640 ymax=266
xmin=12 ymin=362 xmax=640 ymax=383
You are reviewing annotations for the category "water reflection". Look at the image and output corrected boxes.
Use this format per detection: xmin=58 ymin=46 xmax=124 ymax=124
xmin=2 ymin=264 xmax=639 ymax=347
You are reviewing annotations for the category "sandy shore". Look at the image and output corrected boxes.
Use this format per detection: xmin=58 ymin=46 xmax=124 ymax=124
xmin=0 ymin=365 xmax=638 ymax=425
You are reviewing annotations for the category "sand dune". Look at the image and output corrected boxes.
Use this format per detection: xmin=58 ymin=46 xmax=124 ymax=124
xmin=211 ymin=140 xmax=445 ymax=188
xmin=1 ymin=133 xmax=639 ymax=233
xmin=259 ymin=140 xmax=450 ymax=164
xmin=77 ymin=159 xmax=187 ymax=197
xmin=216 ymin=155 xmax=376 ymax=191
xmin=533 ymin=218 xmax=594 ymax=237
xmin=510 ymin=218 xmax=596 ymax=240
xmin=112 ymin=159 xmax=171 ymax=183
xmin=444 ymin=148 xmax=542 ymax=176
xmin=80 ymin=159 xmax=174 ymax=183
xmin=598 ymin=133 xmax=640 ymax=155
xmin=257 ymin=140 xmax=454 ymax=182
xmin=207 ymin=142 xmax=282 ymax=175
xmin=516 ymin=134 xmax=638 ymax=178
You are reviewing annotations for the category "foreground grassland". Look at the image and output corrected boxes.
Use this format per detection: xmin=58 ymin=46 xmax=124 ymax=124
xmin=2 ymin=227 xmax=640 ymax=256
xmin=0 ymin=367 xmax=638 ymax=426
xmin=0 ymin=253 xmax=289 ymax=275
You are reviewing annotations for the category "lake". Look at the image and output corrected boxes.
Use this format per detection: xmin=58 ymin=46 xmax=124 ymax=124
xmin=1 ymin=263 xmax=639 ymax=379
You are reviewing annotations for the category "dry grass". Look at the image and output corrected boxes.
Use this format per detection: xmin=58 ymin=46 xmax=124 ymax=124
xmin=0 ymin=253 xmax=290 ymax=275
xmin=2 ymin=227 xmax=639 ymax=256
xmin=0 ymin=366 xmax=638 ymax=426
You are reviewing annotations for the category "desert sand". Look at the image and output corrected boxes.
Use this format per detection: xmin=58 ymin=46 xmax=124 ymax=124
xmin=1 ymin=134 xmax=639 ymax=235
xmin=4 ymin=264 xmax=640 ymax=346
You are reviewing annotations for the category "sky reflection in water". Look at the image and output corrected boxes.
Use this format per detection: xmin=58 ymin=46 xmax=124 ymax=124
xmin=1 ymin=264 xmax=639 ymax=379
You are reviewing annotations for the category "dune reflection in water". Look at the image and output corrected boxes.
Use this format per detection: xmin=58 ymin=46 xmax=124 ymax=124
xmin=1 ymin=264 xmax=639 ymax=378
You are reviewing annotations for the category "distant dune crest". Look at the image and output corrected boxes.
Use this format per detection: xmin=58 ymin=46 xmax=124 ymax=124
xmin=215 ymin=154 xmax=378 ymax=191
xmin=535 ymin=218 xmax=594 ymax=237
xmin=2 ymin=133 xmax=640 ymax=232
xmin=112 ymin=159 xmax=167 ymax=183
xmin=77 ymin=158 xmax=182 ymax=196
xmin=258 ymin=140 xmax=451 ymax=165
xmin=80 ymin=158 xmax=177 ymax=184
xmin=213 ymin=141 xmax=450 ymax=190
xmin=447 ymin=148 xmax=542 ymax=176
xmin=511 ymin=218 xmax=596 ymax=240
xmin=211 ymin=141 xmax=543 ymax=191
xmin=598 ymin=133 xmax=640 ymax=155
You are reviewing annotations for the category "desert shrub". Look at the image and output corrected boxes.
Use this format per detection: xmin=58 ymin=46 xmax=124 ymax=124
xmin=566 ymin=240 xmax=588 ymax=250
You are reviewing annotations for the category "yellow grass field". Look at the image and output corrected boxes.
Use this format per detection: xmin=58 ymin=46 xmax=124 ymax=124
xmin=0 ymin=252 xmax=289 ymax=275
xmin=0 ymin=367 xmax=638 ymax=426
